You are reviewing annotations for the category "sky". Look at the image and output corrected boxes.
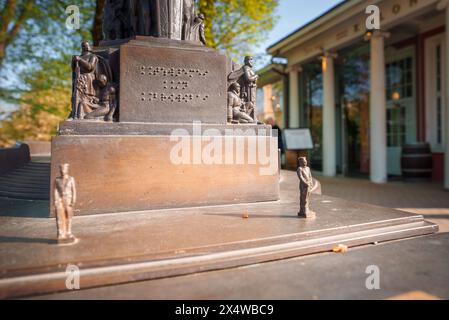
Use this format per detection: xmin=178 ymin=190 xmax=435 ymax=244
xmin=255 ymin=0 xmax=343 ymax=68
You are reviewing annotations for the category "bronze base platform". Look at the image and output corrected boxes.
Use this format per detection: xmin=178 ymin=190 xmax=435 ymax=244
xmin=50 ymin=121 xmax=280 ymax=216
xmin=0 ymin=171 xmax=438 ymax=299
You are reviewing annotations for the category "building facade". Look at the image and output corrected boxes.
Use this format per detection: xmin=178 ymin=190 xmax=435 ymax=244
xmin=259 ymin=0 xmax=449 ymax=188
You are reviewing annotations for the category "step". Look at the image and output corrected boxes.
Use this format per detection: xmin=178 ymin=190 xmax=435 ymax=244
xmin=0 ymin=176 xmax=50 ymax=183
xmin=0 ymin=190 xmax=49 ymax=200
xmin=0 ymin=182 xmax=49 ymax=189
xmin=8 ymin=170 xmax=50 ymax=176
xmin=0 ymin=185 xmax=50 ymax=193
xmin=0 ymin=218 xmax=438 ymax=299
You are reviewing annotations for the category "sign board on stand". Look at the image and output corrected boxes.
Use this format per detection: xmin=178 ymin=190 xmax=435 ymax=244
xmin=284 ymin=128 xmax=314 ymax=170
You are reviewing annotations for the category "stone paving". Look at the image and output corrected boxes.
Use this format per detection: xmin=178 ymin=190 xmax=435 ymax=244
xmin=309 ymin=173 xmax=449 ymax=233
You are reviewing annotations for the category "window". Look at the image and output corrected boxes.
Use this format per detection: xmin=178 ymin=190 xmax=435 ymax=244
xmin=387 ymin=106 xmax=406 ymax=147
xmin=386 ymin=57 xmax=413 ymax=101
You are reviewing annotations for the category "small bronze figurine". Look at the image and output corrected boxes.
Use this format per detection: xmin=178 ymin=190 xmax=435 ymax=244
xmin=297 ymin=157 xmax=315 ymax=218
xmin=54 ymin=163 xmax=77 ymax=244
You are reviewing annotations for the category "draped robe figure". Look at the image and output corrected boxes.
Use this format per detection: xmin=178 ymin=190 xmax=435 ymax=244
xmin=71 ymin=41 xmax=115 ymax=121
xmin=103 ymin=0 xmax=201 ymax=41
xmin=71 ymin=42 xmax=98 ymax=120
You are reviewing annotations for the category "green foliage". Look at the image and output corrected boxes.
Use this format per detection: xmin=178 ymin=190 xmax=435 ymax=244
xmin=0 ymin=56 xmax=72 ymax=147
xmin=198 ymin=0 xmax=278 ymax=59
xmin=0 ymin=0 xmax=95 ymax=147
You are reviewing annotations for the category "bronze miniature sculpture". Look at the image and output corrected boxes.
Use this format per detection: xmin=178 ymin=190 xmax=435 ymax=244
xmin=51 ymin=0 xmax=280 ymax=217
xmin=297 ymin=157 xmax=315 ymax=218
xmin=227 ymin=82 xmax=255 ymax=124
xmin=54 ymin=163 xmax=77 ymax=244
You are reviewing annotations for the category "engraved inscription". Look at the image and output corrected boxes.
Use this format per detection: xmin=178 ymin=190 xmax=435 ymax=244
xmin=140 ymin=66 xmax=209 ymax=77
xmin=138 ymin=65 xmax=211 ymax=104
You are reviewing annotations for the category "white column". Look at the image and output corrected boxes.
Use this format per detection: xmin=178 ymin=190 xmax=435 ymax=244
xmin=288 ymin=66 xmax=300 ymax=128
xmin=368 ymin=31 xmax=389 ymax=184
xmin=321 ymin=52 xmax=337 ymax=177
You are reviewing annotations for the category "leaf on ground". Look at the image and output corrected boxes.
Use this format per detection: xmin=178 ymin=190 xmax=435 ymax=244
xmin=332 ymin=244 xmax=348 ymax=253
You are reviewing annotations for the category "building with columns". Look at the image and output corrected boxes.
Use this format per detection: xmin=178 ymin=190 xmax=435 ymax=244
xmin=258 ymin=0 xmax=449 ymax=188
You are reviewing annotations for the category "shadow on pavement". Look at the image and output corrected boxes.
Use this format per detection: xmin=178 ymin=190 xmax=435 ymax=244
xmin=0 ymin=236 xmax=56 ymax=244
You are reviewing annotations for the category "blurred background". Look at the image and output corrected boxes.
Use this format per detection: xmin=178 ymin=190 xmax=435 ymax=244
xmin=0 ymin=0 xmax=341 ymax=147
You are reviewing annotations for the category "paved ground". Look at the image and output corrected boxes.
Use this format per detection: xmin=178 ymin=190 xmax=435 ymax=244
xmin=35 ymin=232 xmax=449 ymax=300
xmin=1 ymin=170 xmax=447 ymax=299
xmin=314 ymin=174 xmax=449 ymax=232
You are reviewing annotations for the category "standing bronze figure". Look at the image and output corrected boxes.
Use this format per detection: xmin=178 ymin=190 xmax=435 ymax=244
xmin=71 ymin=41 xmax=99 ymax=120
xmin=70 ymin=41 xmax=115 ymax=121
xmin=297 ymin=157 xmax=315 ymax=218
xmin=189 ymin=13 xmax=206 ymax=45
xmin=239 ymin=56 xmax=258 ymax=105
xmin=54 ymin=164 xmax=77 ymax=244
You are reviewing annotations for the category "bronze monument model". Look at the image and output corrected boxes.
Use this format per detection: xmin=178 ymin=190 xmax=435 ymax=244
xmin=52 ymin=0 xmax=280 ymax=216
xmin=54 ymin=164 xmax=77 ymax=244
xmin=297 ymin=157 xmax=315 ymax=218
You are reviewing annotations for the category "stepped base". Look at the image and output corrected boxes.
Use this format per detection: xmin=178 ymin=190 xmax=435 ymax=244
xmin=0 ymin=162 xmax=50 ymax=200
xmin=0 ymin=175 xmax=438 ymax=298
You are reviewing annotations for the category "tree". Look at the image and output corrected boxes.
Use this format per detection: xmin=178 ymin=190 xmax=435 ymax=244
xmin=0 ymin=1 xmax=94 ymax=70
xmin=0 ymin=0 xmax=95 ymax=147
xmin=198 ymin=0 xmax=278 ymax=58
xmin=0 ymin=0 xmax=34 ymax=66
xmin=0 ymin=57 xmax=71 ymax=146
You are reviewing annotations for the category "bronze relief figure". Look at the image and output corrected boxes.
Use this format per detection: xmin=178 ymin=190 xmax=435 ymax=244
xmin=70 ymin=41 xmax=116 ymax=121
